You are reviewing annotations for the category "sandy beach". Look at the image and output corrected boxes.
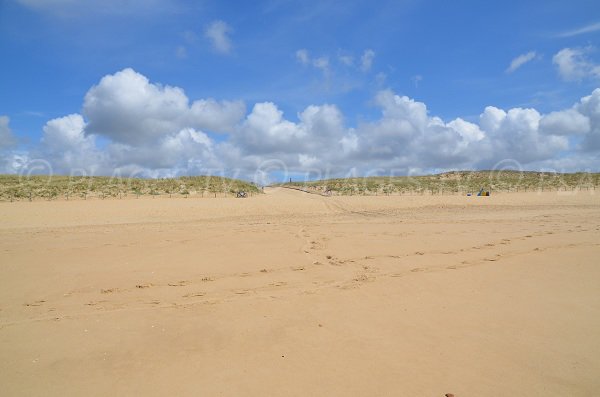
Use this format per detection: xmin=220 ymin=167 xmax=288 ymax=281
xmin=1 ymin=188 xmax=599 ymax=396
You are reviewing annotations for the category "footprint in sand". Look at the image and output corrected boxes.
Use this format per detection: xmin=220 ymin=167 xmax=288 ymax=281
xmin=353 ymin=274 xmax=375 ymax=282
xmin=24 ymin=300 xmax=46 ymax=307
xmin=183 ymin=292 xmax=206 ymax=298
xmin=311 ymin=239 xmax=328 ymax=250
xmin=168 ymin=281 xmax=189 ymax=287
xmin=84 ymin=301 xmax=107 ymax=306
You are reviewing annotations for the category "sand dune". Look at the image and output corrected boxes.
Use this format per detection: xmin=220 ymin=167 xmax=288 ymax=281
xmin=1 ymin=188 xmax=599 ymax=396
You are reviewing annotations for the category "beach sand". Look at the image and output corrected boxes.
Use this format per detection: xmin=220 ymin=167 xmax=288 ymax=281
xmin=1 ymin=188 xmax=599 ymax=396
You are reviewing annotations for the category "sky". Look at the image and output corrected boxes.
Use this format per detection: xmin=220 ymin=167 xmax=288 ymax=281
xmin=1 ymin=0 xmax=600 ymax=182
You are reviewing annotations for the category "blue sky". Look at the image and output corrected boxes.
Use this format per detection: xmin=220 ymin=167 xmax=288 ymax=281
xmin=1 ymin=0 xmax=600 ymax=180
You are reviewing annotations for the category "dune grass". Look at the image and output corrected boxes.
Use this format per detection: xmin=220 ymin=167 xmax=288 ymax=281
xmin=282 ymin=171 xmax=600 ymax=196
xmin=0 ymin=175 xmax=262 ymax=202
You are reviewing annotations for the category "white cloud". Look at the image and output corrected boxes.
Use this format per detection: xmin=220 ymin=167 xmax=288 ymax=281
xmin=447 ymin=118 xmax=485 ymax=142
xmin=296 ymin=49 xmax=310 ymax=65
xmin=233 ymin=102 xmax=344 ymax=158
xmin=42 ymin=114 xmax=91 ymax=151
xmin=108 ymin=128 xmax=217 ymax=171
xmin=298 ymin=154 xmax=318 ymax=168
xmin=312 ymin=56 xmax=329 ymax=72
xmin=360 ymin=49 xmax=375 ymax=72
xmin=540 ymin=109 xmax=590 ymax=135
xmin=38 ymin=114 xmax=108 ymax=174
xmin=235 ymin=102 xmax=306 ymax=154
xmin=557 ymin=21 xmax=600 ymax=38
xmin=553 ymin=47 xmax=600 ymax=81
xmin=5 ymin=69 xmax=600 ymax=178
xmin=477 ymin=106 xmax=568 ymax=165
xmin=338 ymin=53 xmax=354 ymax=66
xmin=205 ymin=20 xmax=233 ymax=54
xmin=295 ymin=50 xmax=331 ymax=80
xmin=0 ymin=116 xmax=17 ymax=149
xmin=577 ymin=88 xmax=600 ymax=151
xmin=411 ymin=74 xmax=422 ymax=88
xmin=83 ymin=68 xmax=245 ymax=145
xmin=506 ymin=51 xmax=537 ymax=73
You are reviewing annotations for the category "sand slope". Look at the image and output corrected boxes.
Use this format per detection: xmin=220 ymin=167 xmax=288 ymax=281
xmin=1 ymin=188 xmax=599 ymax=396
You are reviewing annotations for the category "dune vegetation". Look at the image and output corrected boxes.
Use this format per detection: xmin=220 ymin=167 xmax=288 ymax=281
xmin=0 ymin=175 xmax=262 ymax=202
xmin=282 ymin=171 xmax=600 ymax=196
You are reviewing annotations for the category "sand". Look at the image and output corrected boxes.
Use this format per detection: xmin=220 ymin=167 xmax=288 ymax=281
xmin=1 ymin=187 xmax=599 ymax=396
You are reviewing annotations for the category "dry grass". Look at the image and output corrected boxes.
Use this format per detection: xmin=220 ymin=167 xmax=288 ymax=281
xmin=0 ymin=175 xmax=261 ymax=202
xmin=282 ymin=170 xmax=600 ymax=195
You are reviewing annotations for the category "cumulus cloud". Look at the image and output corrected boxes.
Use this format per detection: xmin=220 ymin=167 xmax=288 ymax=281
xmin=447 ymin=118 xmax=485 ymax=142
xmin=577 ymin=88 xmax=600 ymax=151
xmin=4 ymin=69 xmax=600 ymax=178
xmin=37 ymin=114 xmax=108 ymax=174
xmin=553 ymin=47 xmax=600 ymax=82
xmin=348 ymin=92 xmax=477 ymax=169
xmin=233 ymin=102 xmax=344 ymax=161
xmin=476 ymin=106 xmax=568 ymax=166
xmin=205 ymin=20 xmax=233 ymax=54
xmin=107 ymin=128 xmax=217 ymax=171
xmin=0 ymin=116 xmax=17 ymax=149
xmin=83 ymin=68 xmax=245 ymax=145
xmin=506 ymin=51 xmax=537 ymax=73
xmin=540 ymin=109 xmax=590 ymax=135
xmin=360 ymin=49 xmax=375 ymax=72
